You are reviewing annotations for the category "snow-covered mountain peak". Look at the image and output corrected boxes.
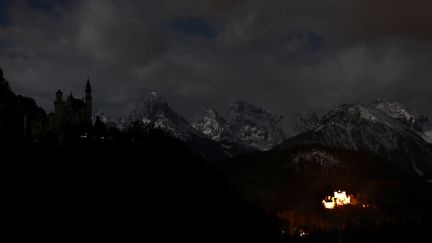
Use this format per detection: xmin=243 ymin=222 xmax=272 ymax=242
xmin=369 ymin=99 xmax=415 ymax=124
xmin=224 ymin=102 xmax=286 ymax=150
xmin=144 ymin=91 xmax=166 ymax=104
xmin=229 ymin=101 xmax=266 ymax=114
xmin=194 ymin=101 xmax=285 ymax=151
xmin=126 ymin=92 xmax=231 ymax=161
xmin=203 ymin=108 xmax=218 ymax=118
xmin=320 ymin=100 xmax=418 ymax=131
xmin=132 ymin=92 xmax=199 ymax=139
xmin=134 ymin=92 xmax=176 ymax=121
xmin=192 ymin=109 xmax=225 ymax=142
xmin=194 ymin=102 xmax=322 ymax=151
xmin=146 ymin=91 xmax=166 ymax=104
xmin=149 ymin=91 xmax=159 ymax=98
xmin=224 ymin=101 xmax=279 ymax=126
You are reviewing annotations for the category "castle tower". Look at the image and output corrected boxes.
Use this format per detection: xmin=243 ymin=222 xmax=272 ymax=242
xmin=54 ymin=89 xmax=64 ymax=114
xmin=85 ymin=78 xmax=92 ymax=125
xmin=54 ymin=89 xmax=65 ymax=130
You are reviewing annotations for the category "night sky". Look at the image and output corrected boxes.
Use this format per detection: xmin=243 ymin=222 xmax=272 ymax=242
xmin=1 ymin=0 xmax=431 ymax=119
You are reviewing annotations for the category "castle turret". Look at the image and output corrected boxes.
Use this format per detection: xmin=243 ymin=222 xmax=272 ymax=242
xmin=85 ymin=79 xmax=92 ymax=98
xmin=85 ymin=78 xmax=92 ymax=125
xmin=53 ymin=89 xmax=65 ymax=131
xmin=54 ymin=90 xmax=64 ymax=113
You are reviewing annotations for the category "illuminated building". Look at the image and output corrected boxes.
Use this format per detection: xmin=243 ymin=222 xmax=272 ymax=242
xmin=322 ymin=190 xmax=351 ymax=209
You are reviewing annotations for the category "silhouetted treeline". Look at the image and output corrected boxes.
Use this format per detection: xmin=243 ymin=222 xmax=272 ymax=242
xmin=0 ymin=76 xmax=47 ymax=144
xmin=2 ymin=128 xmax=282 ymax=241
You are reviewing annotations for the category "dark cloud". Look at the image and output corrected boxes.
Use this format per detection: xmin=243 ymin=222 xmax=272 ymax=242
xmin=0 ymin=0 xmax=13 ymax=26
xmin=26 ymin=0 xmax=70 ymax=13
xmin=353 ymin=0 xmax=432 ymax=41
xmin=170 ymin=17 xmax=216 ymax=39
xmin=0 ymin=0 xmax=431 ymax=120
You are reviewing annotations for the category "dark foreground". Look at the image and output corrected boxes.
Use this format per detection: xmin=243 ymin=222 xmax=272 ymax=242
xmin=3 ymin=130 xmax=432 ymax=242
xmin=3 ymin=130 xmax=281 ymax=241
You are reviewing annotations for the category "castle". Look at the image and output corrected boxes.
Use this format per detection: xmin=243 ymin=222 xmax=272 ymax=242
xmin=322 ymin=190 xmax=352 ymax=209
xmin=0 ymin=67 xmax=95 ymax=142
xmin=49 ymin=79 xmax=93 ymax=133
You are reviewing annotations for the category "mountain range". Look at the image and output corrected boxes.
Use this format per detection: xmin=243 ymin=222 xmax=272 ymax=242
xmin=125 ymin=92 xmax=320 ymax=159
xmin=3 ymin=70 xmax=432 ymax=176
xmin=278 ymin=99 xmax=432 ymax=176
xmin=192 ymin=101 xmax=286 ymax=151
xmin=125 ymin=93 xmax=432 ymax=176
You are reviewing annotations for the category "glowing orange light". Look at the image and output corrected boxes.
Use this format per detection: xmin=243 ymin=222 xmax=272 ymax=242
xmin=322 ymin=190 xmax=351 ymax=209
xmin=322 ymin=196 xmax=336 ymax=209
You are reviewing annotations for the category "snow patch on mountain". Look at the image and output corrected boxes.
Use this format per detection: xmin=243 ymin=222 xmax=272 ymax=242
xmin=194 ymin=101 xmax=285 ymax=151
xmin=291 ymin=150 xmax=340 ymax=173
xmin=359 ymin=105 xmax=377 ymax=123
xmin=372 ymin=99 xmax=415 ymax=124
xmin=420 ymin=131 xmax=432 ymax=144
xmin=413 ymin=115 xmax=432 ymax=144
xmin=192 ymin=109 xmax=225 ymax=142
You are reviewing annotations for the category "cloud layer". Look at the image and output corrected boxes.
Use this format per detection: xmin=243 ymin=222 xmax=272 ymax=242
xmin=0 ymin=0 xmax=431 ymax=119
